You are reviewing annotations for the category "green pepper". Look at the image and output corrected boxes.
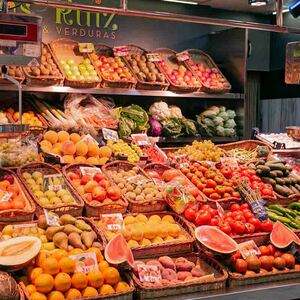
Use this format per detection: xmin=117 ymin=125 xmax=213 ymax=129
xmin=266 ymin=208 xmax=284 ymax=216
xmin=268 ymin=212 xmax=291 ymax=223
xmin=268 ymin=204 xmax=287 ymax=215
xmin=288 ymin=202 xmax=300 ymax=211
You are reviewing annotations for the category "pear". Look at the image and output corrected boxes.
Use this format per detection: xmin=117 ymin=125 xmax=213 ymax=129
xmin=53 ymin=232 xmax=68 ymax=251
xmin=81 ymin=231 xmax=97 ymax=248
xmin=45 ymin=226 xmax=64 ymax=241
xmin=37 ymin=215 xmax=49 ymax=230
xmin=68 ymin=232 xmax=84 ymax=249
xmin=60 ymin=214 xmax=76 ymax=225
xmin=75 ymin=220 xmax=92 ymax=231
xmin=63 ymin=224 xmax=82 ymax=235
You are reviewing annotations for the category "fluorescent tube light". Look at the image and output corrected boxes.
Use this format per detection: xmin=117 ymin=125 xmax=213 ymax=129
xmin=272 ymin=9 xmax=290 ymax=15
xmin=162 ymin=0 xmax=198 ymax=5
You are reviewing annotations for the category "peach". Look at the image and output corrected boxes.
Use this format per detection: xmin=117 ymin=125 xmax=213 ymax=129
xmin=44 ymin=130 xmax=58 ymax=144
xmin=98 ymin=146 xmax=112 ymax=158
xmin=75 ymin=142 xmax=88 ymax=156
xmin=57 ymin=131 xmax=70 ymax=143
xmin=40 ymin=140 xmax=52 ymax=149
xmin=61 ymin=141 xmax=76 ymax=155
xmin=86 ymin=157 xmax=98 ymax=165
xmin=77 ymin=186 xmax=85 ymax=195
xmin=68 ymin=172 xmax=80 ymax=180
xmin=70 ymin=133 xmax=81 ymax=144
xmin=62 ymin=155 xmax=74 ymax=163
xmin=92 ymin=186 xmax=106 ymax=201
xmin=72 ymin=179 xmax=81 ymax=188
xmin=87 ymin=144 xmax=99 ymax=157
xmin=75 ymin=156 xmax=86 ymax=163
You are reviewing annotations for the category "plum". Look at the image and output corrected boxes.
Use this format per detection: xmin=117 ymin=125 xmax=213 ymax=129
xmin=161 ymin=268 xmax=177 ymax=281
xmin=159 ymin=256 xmax=176 ymax=270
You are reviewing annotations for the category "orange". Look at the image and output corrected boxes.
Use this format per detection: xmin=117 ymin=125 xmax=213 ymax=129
xmin=87 ymin=247 xmax=103 ymax=263
xmin=102 ymin=267 xmax=120 ymax=286
xmin=44 ymin=130 xmax=58 ymax=144
xmin=35 ymin=273 xmax=54 ymax=293
xmin=114 ymin=281 xmax=131 ymax=292
xmin=87 ymin=143 xmax=100 ymax=157
xmin=25 ymin=284 xmax=37 ymax=295
xmin=70 ymin=133 xmax=81 ymax=144
xmin=41 ymin=257 xmax=59 ymax=275
xmin=99 ymin=284 xmax=115 ymax=295
xmin=68 ymin=248 xmax=84 ymax=256
xmin=57 ymin=130 xmax=70 ymax=143
xmin=98 ymin=260 xmax=109 ymax=272
xmin=82 ymin=286 xmax=98 ymax=297
xmin=58 ymin=257 xmax=76 ymax=273
xmin=30 ymin=292 xmax=47 ymax=300
xmin=52 ymin=249 xmax=68 ymax=261
xmin=87 ymin=270 xmax=104 ymax=288
xmin=71 ymin=273 xmax=88 ymax=290
xmin=29 ymin=267 xmax=43 ymax=284
xmin=64 ymin=288 xmax=82 ymax=299
xmin=47 ymin=291 xmax=64 ymax=300
xmin=98 ymin=146 xmax=112 ymax=158
xmin=54 ymin=272 xmax=71 ymax=292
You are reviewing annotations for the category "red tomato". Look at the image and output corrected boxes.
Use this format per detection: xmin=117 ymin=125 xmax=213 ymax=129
xmin=245 ymin=223 xmax=255 ymax=234
xmin=223 ymin=192 xmax=232 ymax=198
xmin=232 ymin=221 xmax=246 ymax=235
xmin=220 ymin=167 xmax=233 ymax=179
xmin=244 ymin=211 xmax=254 ymax=221
xmin=267 ymin=244 xmax=276 ymax=256
xmin=210 ymin=217 xmax=220 ymax=226
xmin=234 ymin=214 xmax=246 ymax=222
xmin=195 ymin=211 xmax=212 ymax=226
xmin=219 ymin=222 xmax=232 ymax=234
xmin=260 ymin=219 xmax=273 ymax=232
xmin=240 ymin=203 xmax=250 ymax=210
xmin=251 ymin=175 xmax=261 ymax=182
xmin=230 ymin=203 xmax=241 ymax=212
xmin=210 ymin=193 xmax=221 ymax=200
xmin=248 ymin=217 xmax=261 ymax=232
xmin=258 ymin=245 xmax=270 ymax=256
xmin=214 ymin=175 xmax=224 ymax=185
xmin=202 ymin=188 xmax=215 ymax=196
xmin=225 ymin=186 xmax=234 ymax=193
xmin=196 ymin=182 xmax=206 ymax=190
xmin=261 ymin=188 xmax=273 ymax=196
xmin=205 ymin=171 xmax=216 ymax=179
xmin=224 ymin=211 xmax=233 ymax=218
xmin=184 ymin=208 xmax=196 ymax=221
xmin=206 ymin=179 xmax=217 ymax=188
xmin=215 ymin=185 xmax=226 ymax=194
xmin=200 ymin=204 xmax=211 ymax=211
xmin=232 ymin=191 xmax=240 ymax=198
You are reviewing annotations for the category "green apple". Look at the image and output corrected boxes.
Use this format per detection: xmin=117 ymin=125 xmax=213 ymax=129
xmin=83 ymin=58 xmax=91 ymax=66
xmin=63 ymin=64 xmax=70 ymax=71
xmin=67 ymin=59 xmax=75 ymax=65
xmin=78 ymin=64 xmax=86 ymax=72
xmin=60 ymin=59 xmax=66 ymax=65
xmin=82 ymin=70 xmax=90 ymax=78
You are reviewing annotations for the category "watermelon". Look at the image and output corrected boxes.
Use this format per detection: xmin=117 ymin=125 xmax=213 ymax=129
xmin=270 ymin=221 xmax=300 ymax=249
xmin=195 ymin=226 xmax=238 ymax=254
xmin=104 ymin=234 xmax=134 ymax=267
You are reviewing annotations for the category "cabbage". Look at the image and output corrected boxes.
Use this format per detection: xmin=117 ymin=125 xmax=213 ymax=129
xmin=149 ymin=118 xmax=162 ymax=136
xmin=219 ymin=106 xmax=226 ymax=112
xmin=227 ymin=109 xmax=236 ymax=119
xmin=218 ymin=111 xmax=229 ymax=121
xmin=216 ymin=126 xmax=225 ymax=137
xmin=213 ymin=116 xmax=224 ymax=126
xmin=181 ymin=118 xmax=198 ymax=136
xmin=224 ymin=128 xmax=236 ymax=136
xmin=224 ymin=119 xmax=236 ymax=129
xmin=201 ymin=109 xmax=218 ymax=118
xmin=203 ymin=117 xmax=214 ymax=127
xmin=162 ymin=118 xmax=182 ymax=137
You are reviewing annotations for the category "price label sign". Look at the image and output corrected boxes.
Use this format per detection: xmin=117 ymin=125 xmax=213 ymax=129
xmin=80 ymin=166 xmax=102 ymax=177
xmin=176 ymin=51 xmax=190 ymax=62
xmin=146 ymin=53 xmax=162 ymax=62
xmin=100 ymin=213 xmax=124 ymax=231
xmin=13 ymin=223 xmax=37 ymax=229
xmin=78 ymin=43 xmax=95 ymax=53
xmin=131 ymin=133 xmax=151 ymax=146
xmin=137 ymin=264 xmax=162 ymax=283
xmin=216 ymin=202 xmax=225 ymax=217
xmin=69 ymin=252 xmax=99 ymax=274
xmin=43 ymin=174 xmax=65 ymax=192
xmin=81 ymin=134 xmax=98 ymax=145
xmin=113 ymin=46 xmax=129 ymax=57
xmin=0 ymin=191 xmax=13 ymax=203
xmin=44 ymin=209 xmax=60 ymax=226
xmin=102 ymin=128 xmax=119 ymax=142
xmin=238 ymin=240 xmax=261 ymax=259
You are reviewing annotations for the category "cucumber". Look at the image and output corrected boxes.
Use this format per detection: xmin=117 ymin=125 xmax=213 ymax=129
xmin=265 ymin=163 xmax=286 ymax=171
xmin=288 ymin=202 xmax=300 ymax=211
xmin=257 ymin=165 xmax=271 ymax=173
xmin=274 ymin=184 xmax=290 ymax=196
xmin=266 ymin=208 xmax=284 ymax=216
xmin=268 ymin=204 xmax=287 ymax=215
xmin=268 ymin=212 xmax=291 ymax=223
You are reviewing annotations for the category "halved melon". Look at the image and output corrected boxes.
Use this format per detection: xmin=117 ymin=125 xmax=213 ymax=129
xmin=195 ymin=225 xmax=238 ymax=254
xmin=270 ymin=221 xmax=300 ymax=249
xmin=104 ymin=234 xmax=134 ymax=267
xmin=0 ymin=236 xmax=41 ymax=270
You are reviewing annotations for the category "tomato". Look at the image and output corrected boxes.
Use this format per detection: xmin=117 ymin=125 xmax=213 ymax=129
xmin=200 ymin=204 xmax=211 ymax=211
xmin=223 ymin=192 xmax=232 ymax=198
xmin=181 ymin=167 xmax=189 ymax=174
xmin=206 ymin=179 xmax=217 ymax=188
xmin=193 ymin=162 xmax=201 ymax=168
xmin=195 ymin=211 xmax=212 ymax=226
xmin=202 ymin=188 xmax=215 ymax=196
xmin=204 ymin=171 xmax=216 ymax=179
xmin=232 ymin=221 xmax=246 ymax=235
xmin=260 ymin=219 xmax=273 ymax=232
xmin=186 ymin=172 xmax=193 ymax=179
xmin=210 ymin=193 xmax=221 ymax=200
xmin=261 ymin=188 xmax=273 ymax=196
xmin=251 ymin=175 xmax=261 ymax=183
xmin=258 ymin=246 xmax=270 ymax=256
xmin=184 ymin=208 xmax=196 ymax=221
xmin=210 ymin=209 xmax=218 ymax=217
xmin=232 ymin=211 xmax=243 ymax=219
xmin=244 ymin=211 xmax=254 ymax=221
xmin=220 ymin=167 xmax=232 ymax=179
xmin=230 ymin=203 xmax=240 ymax=212
xmin=219 ymin=222 xmax=232 ymax=234
xmin=196 ymin=182 xmax=206 ymax=190
xmin=240 ymin=203 xmax=250 ymax=210
xmin=224 ymin=211 xmax=233 ymax=218
xmin=248 ymin=217 xmax=261 ymax=232
xmin=0 ymin=201 xmax=12 ymax=210
xmin=223 ymin=181 xmax=233 ymax=187
xmin=245 ymin=223 xmax=255 ymax=234
xmin=224 ymin=186 xmax=234 ymax=194
xmin=232 ymin=191 xmax=240 ymax=198
xmin=195 ymin=171 xmax=203 ymax=178
xmin=234 ymin=215 xmax=246 ymax=222
xmin=214 ymin=175 xmax=224 ymax=185
xmin=215 ymin=185 xmax=225 ymax=195
xmin=210 ymin=217 xmax=220 ymax=226
xmin=267 ymin=244 xmax=276 ymax=256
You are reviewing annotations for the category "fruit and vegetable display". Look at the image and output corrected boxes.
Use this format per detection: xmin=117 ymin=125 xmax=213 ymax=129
xmin=7 ymin=107 xmax=44 ymax=127
xmin=106 ymin=140 xmax=142 ymax=163
xmin=247 ymin=159 xmax=300 ymax=197
xmin=196 ymin=106 xmax=237 ymax=137
xmin=5 ymin=65 xmax=23 ymax=79
xmin=40 ymin=130 xmax=111 ymax=165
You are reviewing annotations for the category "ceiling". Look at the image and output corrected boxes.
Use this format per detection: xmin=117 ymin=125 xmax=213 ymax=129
xmin=195 ymin=0 xmax=293 ymax=14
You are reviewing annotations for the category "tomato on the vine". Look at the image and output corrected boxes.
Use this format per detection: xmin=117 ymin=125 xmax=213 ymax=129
xmin=230 ymin=203 xmax=240 ymax=212
xmin=260 ymin=219 xmax=273 ymax=232
xmin=184 ymin=208 xmax=196 ymax=221
xmin=248 ymin=217 xmax=261 ymax=232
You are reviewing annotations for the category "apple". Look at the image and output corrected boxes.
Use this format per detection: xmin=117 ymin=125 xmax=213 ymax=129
xmin=67 ymin=59 xmax=75 ymax=65
xmin=80 ymin=175 xmax=91 ymax=185
xmin=93 ymin=173 xmax=105 ymax=183
xmin=92 ymin=186 xmax=106 ymax=201
xmin=107 ymin=186 xmax=121 ymax=200
xmin=67 ymin=172 xmax=80 ymax=181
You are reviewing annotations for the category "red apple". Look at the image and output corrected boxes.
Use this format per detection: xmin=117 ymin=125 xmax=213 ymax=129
xmin=92 ymin=186 xmax=106 ymax=201
xmin=107 ymin=186 xmax=121 ymax=201
xmin=93 ymin=173 xmax=105 ymax=183
xmin=80 ymin=175 xmax=91 ymax=185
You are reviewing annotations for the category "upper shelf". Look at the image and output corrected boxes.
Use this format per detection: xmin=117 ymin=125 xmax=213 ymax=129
xmin=0 ymin=85 xmax=243 ymax=99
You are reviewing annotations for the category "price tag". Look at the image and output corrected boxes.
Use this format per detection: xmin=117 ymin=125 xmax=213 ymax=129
xmin=113 ymin=46 xmax=129 ymax=57
xmin=216 ymin=202 xmax=224 ymax=217
xmin=100 ymin=213 xmax=124 ymax=231
xmin=238 ymin=240 xmax=261 ymax=259
xmin=43 ymin=174 xmax=65 ymax=192
xmin=146 ymin=53 xmax=162 ymax=62
xmin=81 ymin=134 xmax=98 ymax=145
xmin=78 ymin=43 xmax=95 ymax=53
xmin=176 ymin=51 xmax=190 ymax=62
xmin=69 ymin=252 xmax=99 ymax=274
xmin=13 ymin=223 xmax=37 ymax=229
xmin=80 ymin=166 xmax=102 ymax=177
xmin=23 ymin=44 xmax=40 ymax=57
xmin=221 ymin=157 xmax=238 ymax=168
xmin=131 ymin=134 xmax=151 ymax=146
xmin=179 ymin=162 xmax=189 ymax=169
xmin=137 ymin=264 xmax=162 ymax=283
xmin=0 ymin=191 xmax=13 ymax=203
xmin=102 ymin=128 xmax=119 ymax=142
xmin=43 ymin=209 xmax=60 ymax=226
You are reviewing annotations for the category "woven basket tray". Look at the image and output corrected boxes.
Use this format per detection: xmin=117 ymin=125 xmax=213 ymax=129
xmin=0 ymin=168 xmax=35 ymax=224
xmin=50 ymin=38 xmax=101 ymax=88
xmin=17 ymin=162 xmax=84 ymax=217
xmin=62 ymin=163 xmax=128 ymax=217
xmin=0 ymin=65 xmax=24 ymax=85
xmin=102 ymin=161 xmax=166 ymax=213
xmin=23 ymin=43 xmax=64 ymax=86
xmin=132 ymin=252 xmax=227 ymax=299
xmin=183 ymin=49 xmax=231 ymax=94
xmin=152 ymin=48 xmax=202 ymax=93
xmin=218 ymin=140 xmax=273 ymax=164
xmin=19 ymin=284 xmax=25 ymax=300
xmin=122 ymin=45 xmax=169 ymax=91
xmin=95 ymin=211 xmax=195 ymax=259
xmin=88 ymin=44 xmax=136 ymax=89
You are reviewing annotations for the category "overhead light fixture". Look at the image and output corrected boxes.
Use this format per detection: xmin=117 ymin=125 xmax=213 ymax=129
xmin=289 ymin=0 xmax=300 ymax=18
xmin=162 ymin=0 xmax=198 ymax=5
xmin=248 ymin=0 xmax=269 ymax=6
xmin=272 ymin=8 xmax=289 ymax=15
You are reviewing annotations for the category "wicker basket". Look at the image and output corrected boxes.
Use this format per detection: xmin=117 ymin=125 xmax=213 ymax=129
xmin=88 ymin=44 xmax=136 ymax=89
xmin=0 ymin=66 xmax=24 ymax=85
xmin=132 ymin=252 xmax=227 ymax=299
xmin=152 ymin=48 xmax=202 ymax=93
xmin=62 ymin=163 xmax=128 ymax=217
xmin=0 ymin=168 xmax=35 ymax=225
xmin=19 ymin=284 xmax=25 ymax=300
xmin=95 ymin=211 xmax=195 ymax=259
xmin=183 ymin=49 xmax=231 ymax=94
xmin=218 ymin=140 xmax=273 ymax=164
xmin=50 ymin=38 xmax=101 ymax=88
xmin=23 ymin=43 xmax=64 ymax=86
xmin=102 ymin=161 xmax=166 ymax=213
xmin=122 ymin=45 xmax=169 ymax=91
xmin=17 ymin=162 xmax=84 ymax=217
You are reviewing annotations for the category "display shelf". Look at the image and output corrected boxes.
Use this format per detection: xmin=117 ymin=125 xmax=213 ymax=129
xmin=0 ymin=85 xmax=243 ymax=99
xmin=159 ymin=279 xmax=300 ymax=300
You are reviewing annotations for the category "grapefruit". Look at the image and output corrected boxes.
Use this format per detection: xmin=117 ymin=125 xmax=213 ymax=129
xmin=104 ymin=234 xmax=134 ymax=267
xmin=195 ymin=225 xmax=238 ymax=254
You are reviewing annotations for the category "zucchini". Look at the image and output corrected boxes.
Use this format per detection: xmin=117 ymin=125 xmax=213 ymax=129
xmin=288 ymin=202 xmax=300 ymax=211
xmin=261 ymin=177 xmax=276 ymax=186
xmin=266 ymin=208 xmax=284 ymax=216
xmin=268 ymin=204 xmax=287 ymax=215
xmin=257 ymin=165 xmax=271 ymax=173
xmin=268 ymin=212 xmax=291 ymax=223
xmin=274 ymin=185 xmax=290 ymax=196
xmin=265 ymin=163 xmax=286 ymax=171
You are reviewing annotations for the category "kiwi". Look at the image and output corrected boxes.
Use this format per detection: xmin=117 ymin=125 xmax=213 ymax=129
xmin=41 ymin=56 xmax=46 ymax=63
xmin=157 ymin=73 xmax=165 ymax=82
xmin=46 ymin=58 xmax=54 ymax=65
xmin=138 ymin=61 xmax=146 ymax=69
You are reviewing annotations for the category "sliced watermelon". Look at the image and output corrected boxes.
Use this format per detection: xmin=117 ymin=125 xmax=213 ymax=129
xmin=195 ymin=225 xmax=238 ymax=254
xmin=270 ymin=221 xmax=300 ymax=249
xmin=104 ymin=234 xmax=134 ymax=267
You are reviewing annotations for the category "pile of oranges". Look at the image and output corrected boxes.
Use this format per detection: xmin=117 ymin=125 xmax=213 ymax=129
xmin=22 ymin=248 xmax=131 ymax=300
